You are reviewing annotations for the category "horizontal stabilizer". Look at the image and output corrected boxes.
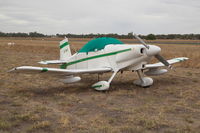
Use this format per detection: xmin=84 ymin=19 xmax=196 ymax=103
xmin=38 ymin=60 xmax=67 ymax=65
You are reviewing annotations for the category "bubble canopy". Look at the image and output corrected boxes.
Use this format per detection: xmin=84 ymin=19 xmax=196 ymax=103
xmin=78 ymin=37 xmax=124 ymax=53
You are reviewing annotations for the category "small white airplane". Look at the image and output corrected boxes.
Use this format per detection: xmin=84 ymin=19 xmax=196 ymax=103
xmin=9 ymin=34 xmax=188 ymax=91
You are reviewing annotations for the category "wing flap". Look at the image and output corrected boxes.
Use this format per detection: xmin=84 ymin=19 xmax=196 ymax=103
xmin=146 ymin=57 xmax=189 ymax=68
xmin=8 ymin=66 xmax=112 ymax=76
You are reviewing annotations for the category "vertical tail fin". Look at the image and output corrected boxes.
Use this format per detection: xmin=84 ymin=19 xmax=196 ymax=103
xmin=59 ymin=38 xmax=71 ymax=60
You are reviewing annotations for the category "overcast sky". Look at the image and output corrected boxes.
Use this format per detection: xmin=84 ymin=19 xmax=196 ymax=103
xmin=0 ymin=0 xmax=200 ymax=35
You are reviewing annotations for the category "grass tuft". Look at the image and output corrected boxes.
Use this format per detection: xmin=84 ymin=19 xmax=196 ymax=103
xmin=0 ymin=119 xmax=11 ymax=130
xmin=28 ymin=120 xmax=51 ymax=132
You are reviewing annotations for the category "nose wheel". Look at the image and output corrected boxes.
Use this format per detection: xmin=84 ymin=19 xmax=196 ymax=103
xmin=134 ymin=70 xmax=153 ymax=87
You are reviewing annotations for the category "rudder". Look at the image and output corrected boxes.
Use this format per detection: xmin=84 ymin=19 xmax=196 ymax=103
xmin=59 ymin=38 xmax=71 ymax=60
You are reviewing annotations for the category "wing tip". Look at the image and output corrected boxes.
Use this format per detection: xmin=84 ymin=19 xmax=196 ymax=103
xmin=7 ymin=67 xmax=17 ymax=73
xmin=176 ymin=57 xmax=189 ymax=61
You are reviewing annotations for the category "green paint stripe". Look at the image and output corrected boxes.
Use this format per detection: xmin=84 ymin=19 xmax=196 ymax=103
xmin=41 ymin=68 xmax=48 ymax=72
xmin=60 ymin=64 xmax=68 ymax=69
xmin=60 ymin=42 xmax=69 ymax=49
xmin=60 ymin=48 xmax=131 ymax=69
xmin=92 ymin=85 xmax=103 ymax=88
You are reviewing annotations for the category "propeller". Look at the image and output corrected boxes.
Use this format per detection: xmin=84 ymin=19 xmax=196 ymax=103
xmin=155 ymin=54 xmax=171 ymax=68
xmin=134 ymin=33 xmax=171 ymax=68
xmin=134 ymin=34 xmax=149 ymax=49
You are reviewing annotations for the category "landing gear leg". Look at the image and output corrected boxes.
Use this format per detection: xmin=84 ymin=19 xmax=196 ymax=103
xmin=92 ymin=70 xmax=118 ymax=91
xmin=108 ymin=71 xmax=118 ymax=84
xmin=136 ymin=70 xmax=144 ymax=84
xmin=134 ymin=70 xmax=153 ymax=87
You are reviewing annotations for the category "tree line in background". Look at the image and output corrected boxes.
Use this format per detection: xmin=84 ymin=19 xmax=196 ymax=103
xmin=0 ymin=31 xmax=200 ymax=40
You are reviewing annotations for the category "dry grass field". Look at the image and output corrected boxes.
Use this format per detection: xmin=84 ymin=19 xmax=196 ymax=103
xmin=0 ymin=37 xmax=200 ymax=133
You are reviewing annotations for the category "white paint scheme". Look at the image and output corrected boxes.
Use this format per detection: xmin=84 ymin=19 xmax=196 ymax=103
xmin=8 ymin=66 xmax=111 ymax=75
xmin=9 ymin=36 xmax=189 ymax=91
xmin=134 ymin=77 xmax=153 ymax=87
xmin=145 ymin=68 xmax=168 ymax=76
xmin=60 ymin=76 xmax=81 ymax=84
xmin=145 ymin=57 xmax=189 ymax=68
xmin=38 ymin=60 xmax=67 ymax=65
xmin=92 ymin=81 xmax=110 ymax=91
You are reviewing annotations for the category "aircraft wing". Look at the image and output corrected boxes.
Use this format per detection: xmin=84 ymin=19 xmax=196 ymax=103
xmin=8 ymin=66 xmax=112 ymax=76
xmin=145 ymin=57 xmax=189 ymax=69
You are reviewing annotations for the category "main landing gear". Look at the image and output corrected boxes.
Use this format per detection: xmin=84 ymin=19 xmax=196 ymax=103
xmin=92 ymin=70 xmax=118 ymax=91
xmin=133 ymin=70 xmax=153 ymax=87
xmin=92 ymin=69 xmax=154 ymax=91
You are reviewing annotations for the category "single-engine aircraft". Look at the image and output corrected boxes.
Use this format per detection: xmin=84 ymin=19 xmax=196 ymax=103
xmin=9 ymin=34 xmax=188 ymax=91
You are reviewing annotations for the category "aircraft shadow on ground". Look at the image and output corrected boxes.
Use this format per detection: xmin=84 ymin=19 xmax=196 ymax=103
xmin=16 ymin=75 xmax=188 ymax=97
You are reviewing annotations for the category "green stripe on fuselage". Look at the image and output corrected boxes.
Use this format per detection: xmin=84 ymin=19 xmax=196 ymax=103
xmin=60 ymin=42 xmax=69 ymax=49
xmin=60 ymin=48 xmax=131 ymax=69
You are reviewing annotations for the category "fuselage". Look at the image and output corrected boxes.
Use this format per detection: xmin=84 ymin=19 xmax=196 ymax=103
xmin=60 ymin=44 xmax=160 ymax=71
